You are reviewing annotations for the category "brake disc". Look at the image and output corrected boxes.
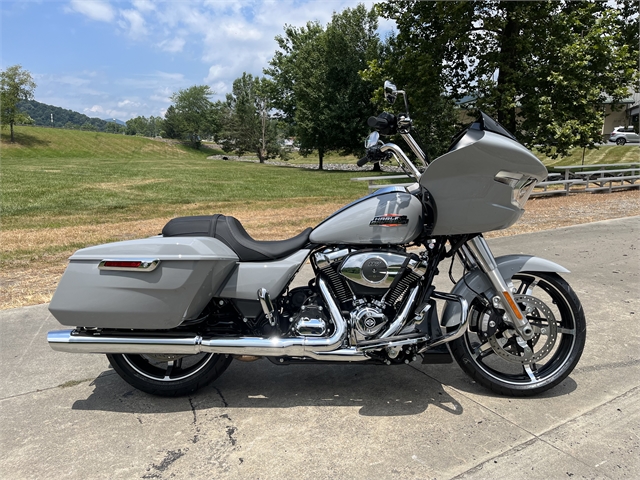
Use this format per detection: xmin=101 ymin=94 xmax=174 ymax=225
xmin=488 ymin=294 xmax=558 ymax=364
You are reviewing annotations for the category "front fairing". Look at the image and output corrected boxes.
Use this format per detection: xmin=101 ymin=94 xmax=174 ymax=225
xmin=420 ymin=127 xmax=546 ymax=236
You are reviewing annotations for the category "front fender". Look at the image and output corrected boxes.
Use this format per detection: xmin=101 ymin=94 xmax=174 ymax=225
xmin=441 ymin=255 xmax=569 ymax=327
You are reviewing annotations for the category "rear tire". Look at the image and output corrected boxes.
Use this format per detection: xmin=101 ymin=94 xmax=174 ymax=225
xmin=107 ymin=352 xmax=232 ymax=396
xmin=449 ymin=272 xmax=586 ymax=396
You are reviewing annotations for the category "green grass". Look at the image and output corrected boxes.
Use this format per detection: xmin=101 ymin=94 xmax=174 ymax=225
xmin=535 ymin=144 xmax=639 ymax=167
xmin=1 ymin=127 xmax=371 ymax=230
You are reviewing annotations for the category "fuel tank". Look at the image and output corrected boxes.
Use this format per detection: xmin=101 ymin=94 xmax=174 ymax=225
xmin=310 ymin=187 xmax=423 ymax=245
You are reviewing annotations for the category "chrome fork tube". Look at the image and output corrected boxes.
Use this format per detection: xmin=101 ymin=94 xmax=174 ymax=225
xmin=466 ymin=236 xmax=534 ymax=340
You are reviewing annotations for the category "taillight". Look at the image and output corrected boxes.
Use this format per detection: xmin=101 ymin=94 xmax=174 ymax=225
xmin=98 ymin=259 xmax=160 ymax=272
xmin=102 ymin=261 xmax=142 ymax=268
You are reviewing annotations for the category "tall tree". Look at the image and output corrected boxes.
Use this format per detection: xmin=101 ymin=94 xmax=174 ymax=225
xmin=1 ymin=65 xmax=37 ymax=142
xmin=376 ymin=0 xmax=638 ymax=157
xmin=161 ymin=105 xmax=182 ymax=139
xmin=170 ymin=85 xmax=217 ymax=148
xmin=219 ymin=73 xmax=281 ymax=163
xmin=266 ymin=5 xmax=381 ymax=169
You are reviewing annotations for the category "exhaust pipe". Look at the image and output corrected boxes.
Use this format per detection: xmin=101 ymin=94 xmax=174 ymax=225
xmin=48 ymin=278 xmax=365 ymax=360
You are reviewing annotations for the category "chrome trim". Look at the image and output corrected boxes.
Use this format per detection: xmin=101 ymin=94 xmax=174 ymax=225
xmin=399 ymin=131 xmax=427 ymax=168
xmin=357 ymin=335 xmax=428 ymax=352
xmin=47 ymin=277 xmax=352 ymax=359
xmin=294 ymin=317 xmax=327 ymax=337
xmin=258 ymin=288 xmax=277 ymax=326
xmin=314 ymin=248 xmax=350 ymax=269
xmin=380 ymin=285 xmax=420 ymax=338
xmin=417 ymin=291 xmax=469 ymax=352
xmin=380 ymin=143 xmax=422 ymax=180
xmin=339 ymin=252 xmax=409 ymax=288
xmin=98 ymin=258 xmax=160 ymax=272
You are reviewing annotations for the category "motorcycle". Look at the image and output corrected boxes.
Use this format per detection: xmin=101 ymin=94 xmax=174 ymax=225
xmin=47 ymin=81 xmax=586 ymax=397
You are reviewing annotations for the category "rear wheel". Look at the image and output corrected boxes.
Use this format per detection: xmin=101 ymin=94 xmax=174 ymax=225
xmin=107 ymin=352 xmax=232 ymax=396
xmin=449 ymin=272 xmax=586 ymax=396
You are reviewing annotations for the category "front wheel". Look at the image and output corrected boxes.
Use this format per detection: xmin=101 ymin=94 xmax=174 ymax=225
xmin=107 ymin=352 xmax=232 ymax=396
xmin=616 ymin=137 xmax=626 ymax=145
xmin=449 ymin=272 xmax=586 ymax=396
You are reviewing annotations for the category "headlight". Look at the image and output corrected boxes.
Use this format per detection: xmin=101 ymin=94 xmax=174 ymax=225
xmin=494 ymin=171 xmax=538 ymax=209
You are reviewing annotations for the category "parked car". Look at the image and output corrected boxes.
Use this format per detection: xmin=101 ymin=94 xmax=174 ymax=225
xmin=608 ymin=126 xmax=640 ymax=145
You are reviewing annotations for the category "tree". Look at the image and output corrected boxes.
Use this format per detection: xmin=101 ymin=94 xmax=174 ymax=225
xmin=161 ymin=105 xmax=182 ymax=139
xmin=1 ymin=65 xmax=37 ymax=142
xmin=266 ymin=5 xmax=381 ymax=169
xmin=218 ymin=73 xmax=282 ymax=162
xmin=376 ymin=0 xmax=638 ymax=157
xmin=80 ymin=121 xmax=97 ymax=131
xmin=125 ymin=116 xmax=147 ymax=136
xmin=170 ymin=85 xmax=217 ymax=148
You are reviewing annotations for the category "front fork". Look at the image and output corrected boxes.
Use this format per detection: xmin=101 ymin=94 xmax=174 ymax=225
xmin=463 ymin=236 xmax=534 ymax=341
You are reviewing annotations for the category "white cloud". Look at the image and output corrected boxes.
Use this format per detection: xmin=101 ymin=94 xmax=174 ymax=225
xmin=67 ymin=0 xmax=115 ymax=23
xmin=104 ymin=109 xmax=129 ymax=119
xmin=220 ymin=22 xmax=262 ymax=40
xmin=209 ymin=81 xmax=229 ymax=96
xmin=205 ymin=65 xmax=231 ymax=82
xmin=120 ymin=9 xmax=147 ymax=38
xmin=132 ymin=0 xmax=155 ymax=13
xmin=86 ymin=105 xmax=105 ymax=114
xmin=117 ymin=99 xmax=141 ymax=108
xmin=158 ymin=37 xmax=186 ymax=53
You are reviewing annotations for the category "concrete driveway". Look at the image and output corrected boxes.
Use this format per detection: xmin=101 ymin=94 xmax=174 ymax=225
xmin=1 ymin=217 xmax=638 ymax=479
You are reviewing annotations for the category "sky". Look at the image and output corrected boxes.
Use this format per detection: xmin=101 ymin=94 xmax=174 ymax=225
xmin=1 ymin=0 xmax=395 ymax=122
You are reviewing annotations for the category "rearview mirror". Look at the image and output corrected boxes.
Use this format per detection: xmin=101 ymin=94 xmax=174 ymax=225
xmin=384 ymin=80 xmax=397 ymax=105
xmin=364 ymin=131 xmax=380 ymax=149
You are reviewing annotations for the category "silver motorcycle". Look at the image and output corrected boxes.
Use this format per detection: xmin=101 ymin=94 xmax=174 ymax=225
xmin=47 ymin=81 xmax=586 ymax=397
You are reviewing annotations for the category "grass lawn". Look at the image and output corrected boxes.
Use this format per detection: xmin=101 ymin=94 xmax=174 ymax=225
xmin=535 ymin=144 xmax=639 ymax=167
xmin=1 ymin=127 xmax=372 ymax=231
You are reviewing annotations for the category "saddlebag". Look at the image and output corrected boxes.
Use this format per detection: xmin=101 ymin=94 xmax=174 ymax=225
xmin=48 ymin=236 xmax=239 ymax=329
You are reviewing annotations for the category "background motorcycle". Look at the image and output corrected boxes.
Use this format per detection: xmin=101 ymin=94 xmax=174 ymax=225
xmin=47 ymin=81 xmax=586 ymax=397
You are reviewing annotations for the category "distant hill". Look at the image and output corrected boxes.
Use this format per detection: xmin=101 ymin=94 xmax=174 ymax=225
xmin=17 ymin=99 xmax=114 ymax=131
xmin=104 ymin=118 xmax=126 ymax=126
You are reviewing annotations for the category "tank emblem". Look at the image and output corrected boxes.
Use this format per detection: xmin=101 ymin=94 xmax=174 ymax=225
xmin=369 ymin=214 xmax=409 ymax=227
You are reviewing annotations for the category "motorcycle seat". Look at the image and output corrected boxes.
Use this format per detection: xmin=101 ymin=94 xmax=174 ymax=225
xmin=161 ymin=214 xmax=313 ymax=262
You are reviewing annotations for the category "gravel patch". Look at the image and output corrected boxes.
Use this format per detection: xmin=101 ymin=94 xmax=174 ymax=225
xmin=207 ymin=155 xmax=406 ymax=173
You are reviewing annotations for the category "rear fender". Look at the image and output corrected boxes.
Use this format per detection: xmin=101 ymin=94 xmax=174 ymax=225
xmin=441 ymin=255 xmax=569 ymax=327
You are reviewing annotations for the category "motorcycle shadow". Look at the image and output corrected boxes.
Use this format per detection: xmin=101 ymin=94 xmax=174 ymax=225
xmin=73 ymin=361 xmax=464 ymax=417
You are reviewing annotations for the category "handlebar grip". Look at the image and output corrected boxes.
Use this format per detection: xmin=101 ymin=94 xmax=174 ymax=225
xmin=357 ymin=156 xmax=369 ymax=167
xmin=367 ymin=115 xmax=389 ymax=130
xmin=367 ymin=112 xmax=397 ymax=135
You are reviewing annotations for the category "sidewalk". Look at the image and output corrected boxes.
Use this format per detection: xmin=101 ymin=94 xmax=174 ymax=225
xmin=1 ymin=217 xmax=638 ymax=479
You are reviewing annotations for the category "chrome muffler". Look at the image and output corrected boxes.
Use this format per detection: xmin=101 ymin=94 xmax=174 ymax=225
xmin=48 ymin=278 xmax=368 ymax=361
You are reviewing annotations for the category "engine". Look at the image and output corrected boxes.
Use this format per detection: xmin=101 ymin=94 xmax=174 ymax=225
xmin=311 ymin=247 xmax=428 ymax=342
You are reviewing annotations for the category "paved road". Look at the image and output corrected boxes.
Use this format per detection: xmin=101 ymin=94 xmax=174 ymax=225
xmin=1 ymin=217 xmax=638 ymax=479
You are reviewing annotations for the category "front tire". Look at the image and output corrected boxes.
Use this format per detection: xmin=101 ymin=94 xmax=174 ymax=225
xmin=449 ymin=272 xmax=586 ymax=396
xmin=107 ymin=352 xmax=232 ymax=396
xmin=616 ymin=137 xmax=626 ymax=145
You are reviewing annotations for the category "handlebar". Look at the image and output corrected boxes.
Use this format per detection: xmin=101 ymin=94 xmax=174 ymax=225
xmin=357 ymin=156 xmax=370 ymax=167
xmin=367 ymin=112 xmax=397 ymax=135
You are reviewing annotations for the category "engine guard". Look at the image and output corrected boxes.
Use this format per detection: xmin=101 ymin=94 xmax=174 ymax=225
xmin=441 ymin=255 xmax=570 ymax=328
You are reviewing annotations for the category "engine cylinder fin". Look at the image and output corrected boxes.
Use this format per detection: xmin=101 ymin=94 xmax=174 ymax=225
xmin=385 ymin=271 xmax=422 ymax=306
xmin=320 ymin=264 xmax=352 ymax=304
